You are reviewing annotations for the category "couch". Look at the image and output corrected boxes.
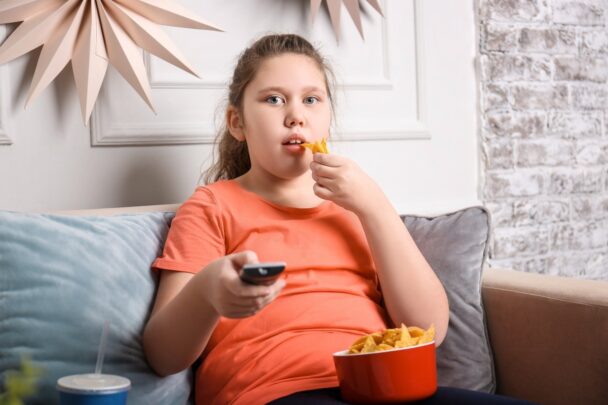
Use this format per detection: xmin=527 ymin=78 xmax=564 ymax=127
xmin=482 ymin=266 xmax=607 ymax=405
xmin=1 ymin=204 xmax=607 ymax=405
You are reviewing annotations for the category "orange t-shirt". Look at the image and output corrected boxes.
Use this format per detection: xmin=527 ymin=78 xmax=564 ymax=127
xmin=153 ymin=180 xmax=389 ymax=405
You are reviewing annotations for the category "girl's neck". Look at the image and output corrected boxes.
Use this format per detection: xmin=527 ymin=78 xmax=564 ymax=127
xmin=235 ymin=171 xmax=324 ymax=209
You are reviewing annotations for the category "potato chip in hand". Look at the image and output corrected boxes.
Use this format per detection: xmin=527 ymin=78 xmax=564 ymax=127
xmin=301 ymin=138 xmax=329 ymax=154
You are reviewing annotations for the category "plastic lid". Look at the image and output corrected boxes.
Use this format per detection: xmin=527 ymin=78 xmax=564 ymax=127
xmin=57 ymin=374 xmax=131 ymax=394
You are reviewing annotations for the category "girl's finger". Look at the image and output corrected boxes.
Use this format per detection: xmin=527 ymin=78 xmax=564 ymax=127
xmin=270 ymin=278 xmax=286 ymax=295
xmin=252 ymin=281 xmax=285 ymax=307
xmin=230 ymin=305 xmax=261 ymax=315
xmin=229 ymin=277 xmax=285 ymax=298
xmin=228 ymin=250 xmax=259 ymax=270
xmin=311 ymin=170 xmax=331 ymax=184
xmin=310 ymin=161 xmax=339 ymax=178
xmin=230 ymin=284 xmax=283 ymax=313
xmin=225 ymin=308 xmax=258 ymax=319
xmin=313 ymin=152 xmax=346 ymax=167
xmin=241 ymin=284 xmax=283 ymax=307
xmin=313 ymin=183 xmax=333 ymax=200
xmin=236 ymin=283 xmax=274 ymax=298
xmin=256 ymin=288 xmax=281 ymax=307
xmin=313 ymin=173 xmax=337 ymax=190
xmin=228 ymin=295 xmax=273 ymax=312
xmin=314 ymin=177 xmax=338 ymax=194
xmin=258 ymin=289 xmax=282 ymax=308
xmin=225 ymin=279 xmax=270 ymax=298
xmin=228 ymin=296 xmax=264 ymax=308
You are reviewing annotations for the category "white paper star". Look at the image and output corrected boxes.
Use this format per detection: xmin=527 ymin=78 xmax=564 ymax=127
xmin=310 ymin=0 xmax=384 ymax=42
xmin=0 ymin=0 xmax=222 ymax=124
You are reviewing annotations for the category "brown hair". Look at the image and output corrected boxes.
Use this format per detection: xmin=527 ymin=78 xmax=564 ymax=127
xmin=201 ymin=33 xmax=336 ymax=184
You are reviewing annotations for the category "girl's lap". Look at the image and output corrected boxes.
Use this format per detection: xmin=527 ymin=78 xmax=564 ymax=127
xmin=267 ymin=386 xmax=537 ymax=405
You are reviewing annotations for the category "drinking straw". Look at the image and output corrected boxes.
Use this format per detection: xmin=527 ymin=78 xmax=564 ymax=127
xmin=94 ymin=320 xmax=110 ymax=374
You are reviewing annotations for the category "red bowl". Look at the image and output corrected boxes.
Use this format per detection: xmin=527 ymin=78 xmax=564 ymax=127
xmin=333 ymin=341 xmax=437 ymax=404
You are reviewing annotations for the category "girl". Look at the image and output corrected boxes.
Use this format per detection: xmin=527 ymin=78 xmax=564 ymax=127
xmin=143 ymin=34 xmax=534 ymax=405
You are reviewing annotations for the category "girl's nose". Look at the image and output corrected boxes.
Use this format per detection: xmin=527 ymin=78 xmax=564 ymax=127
xmin=285 ymin=108 xmax=305 ymax=127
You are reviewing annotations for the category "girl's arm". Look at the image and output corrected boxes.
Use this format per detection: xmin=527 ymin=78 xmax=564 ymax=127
xmin=356 ymin=195 xmax=450 ymax=345
xmin=310 ymin=154 xmax=449 ymax=345
xmin=143 ymin=251 xmax=285 ymax=376
xmin=143 ymin=270 xmax=219 ymax=376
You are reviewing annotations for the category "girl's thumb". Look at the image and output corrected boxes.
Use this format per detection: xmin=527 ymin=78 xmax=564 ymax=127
xmin=228 ymin=250 xmax=259 ymax=269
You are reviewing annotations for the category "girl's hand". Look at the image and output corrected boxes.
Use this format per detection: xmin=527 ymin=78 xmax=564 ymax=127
xmin=198 ymin=251 xmax=286 ymax=319
xmin=310 ymin=153 xmax=387 ymax=217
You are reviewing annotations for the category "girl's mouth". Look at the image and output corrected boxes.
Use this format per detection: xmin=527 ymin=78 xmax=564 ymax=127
xmin=282 ymin=139 xmax=306 ymax=154
xmin=281 ymin=135 xmax=307 ymax=154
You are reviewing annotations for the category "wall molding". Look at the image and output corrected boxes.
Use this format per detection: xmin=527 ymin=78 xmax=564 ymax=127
xmin=91 ymin=0 xmax=429 ymax=146
xmin=412 ymin=0 xmax=429 ymax=140
xmin=0 ymin=26 xmax=12 ymax=145
xmin=146 ymin=5 xmax=393 ymax=91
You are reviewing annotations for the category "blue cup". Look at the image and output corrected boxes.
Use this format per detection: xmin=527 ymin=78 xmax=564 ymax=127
xmin=57 ymin=374 xmax=130 ymax=405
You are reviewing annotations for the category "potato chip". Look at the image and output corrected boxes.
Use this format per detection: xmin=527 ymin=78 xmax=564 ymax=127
xmin=407 ymin=326 xmax=425 ymax=338
xmin=347 ymin=323 xmax=435 ymax=354
xmin=418 ymin=324 xmax=436 ymax=345
xmin=381 ymin=329 xmax=400 ymax=346
xmin=348 ymin=342 xmax=365 ymax=354
xmin=397 ymin=324 xmax=413 ymax=347
xmin=360 ymin=336 xmax=377 ymax=353
xmin=370 ymin=332 xmax=384 ymax=345
xmin=301 ymin=138 xmax=329 ymax=154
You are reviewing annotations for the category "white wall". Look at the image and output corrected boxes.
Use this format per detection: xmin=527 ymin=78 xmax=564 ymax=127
xmin=0 ymin=0 xmax=478 ymax=215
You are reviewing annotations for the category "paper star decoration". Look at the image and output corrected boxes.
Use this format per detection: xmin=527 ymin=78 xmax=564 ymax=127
xmin=0 ymin=0 xmax=222 ymax=124
xmin=310 ymin=0 xmax=384 ymax=42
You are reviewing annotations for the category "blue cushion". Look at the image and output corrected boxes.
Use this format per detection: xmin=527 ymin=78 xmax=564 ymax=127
xmin=0 ymin=211 xmax=192 ymax=404
xmin=0 ymin=206 xmax=494 ymax=402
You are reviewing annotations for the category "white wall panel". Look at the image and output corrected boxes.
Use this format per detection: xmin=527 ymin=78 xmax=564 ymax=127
xmin=91 ymin=0 xmax=428 ymax=145
xmin=0 ymin=0 xmax=478 ymax=214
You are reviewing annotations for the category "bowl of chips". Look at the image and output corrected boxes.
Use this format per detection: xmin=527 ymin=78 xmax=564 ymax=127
xmin=333 ymin=324 xmax=437 ymax=404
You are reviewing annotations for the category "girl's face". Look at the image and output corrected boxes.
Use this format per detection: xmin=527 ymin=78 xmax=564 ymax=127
xmin=229 ymin=53 xmax=331 ymax=181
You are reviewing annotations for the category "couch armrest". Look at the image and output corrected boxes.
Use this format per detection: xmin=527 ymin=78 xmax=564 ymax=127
xmin=481 ymin=267 xmax=608 ymax=405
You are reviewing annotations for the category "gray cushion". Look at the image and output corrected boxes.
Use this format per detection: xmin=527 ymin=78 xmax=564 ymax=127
xmin=0 ymin=212 xmax=192 ymax=404
xmin=403 ymin=206 xmax=495 ymax=392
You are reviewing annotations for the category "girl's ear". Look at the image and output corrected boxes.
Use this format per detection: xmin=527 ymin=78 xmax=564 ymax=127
xmin=226 ymin=106 xmax=245 ymax=142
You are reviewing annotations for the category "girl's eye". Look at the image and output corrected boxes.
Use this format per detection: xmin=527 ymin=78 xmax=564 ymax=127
xmin=304 ymin=96 xmax=319 ymax=105
xmin=266 ymin=96 xmax=284 ymax=105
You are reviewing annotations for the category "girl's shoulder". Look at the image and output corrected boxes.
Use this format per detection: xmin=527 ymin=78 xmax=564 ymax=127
xmin=174 ymin=181 xmax=239 ymax=221
xmin=186 ymin=180 xmax=243 ymax=209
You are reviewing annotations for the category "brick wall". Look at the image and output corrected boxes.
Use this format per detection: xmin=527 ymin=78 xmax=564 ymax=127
xmin=478 ymin=0 xmax=608 ymax=280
